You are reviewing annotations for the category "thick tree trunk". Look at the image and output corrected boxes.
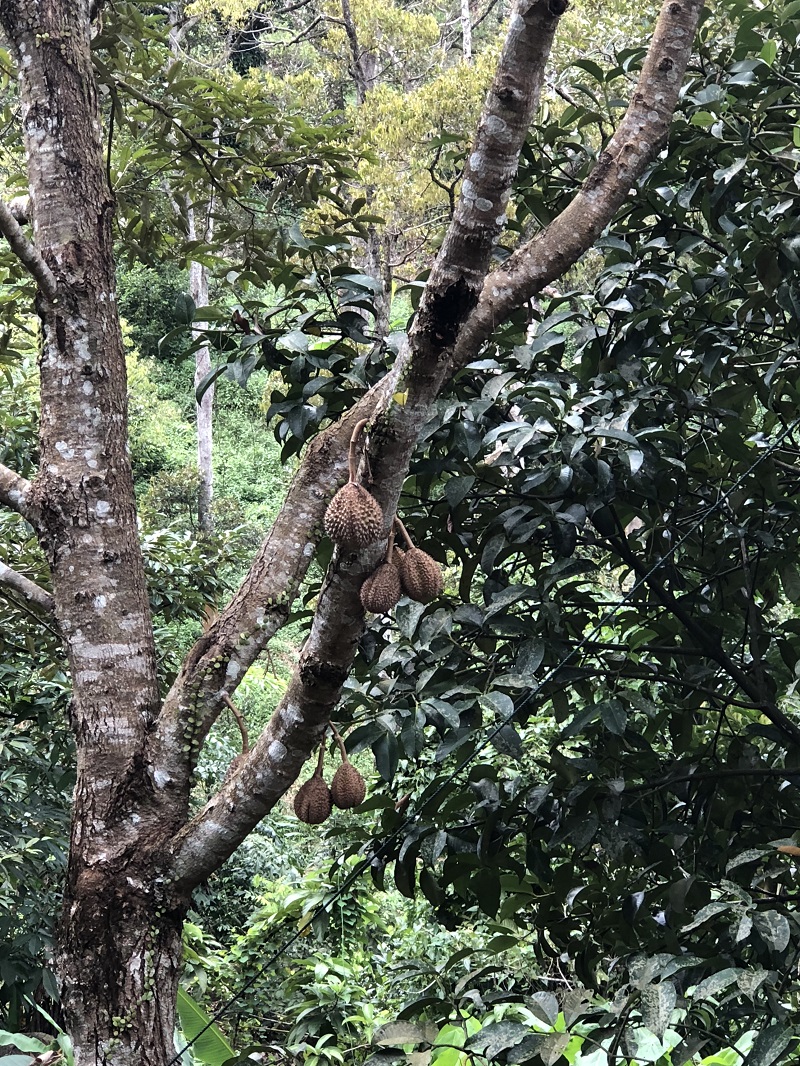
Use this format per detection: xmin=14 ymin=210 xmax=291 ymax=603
xmin=0 ymin=4 xmax=189 ymax=1064
xmin=58 ymin=849 xmax=187 ymax=1066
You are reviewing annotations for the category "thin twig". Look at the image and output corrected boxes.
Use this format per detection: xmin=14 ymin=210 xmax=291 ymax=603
xmin=222 ymin=693 xmax=249 ymax=754
xmin=348 ymin=418 xmax=369 ymax=482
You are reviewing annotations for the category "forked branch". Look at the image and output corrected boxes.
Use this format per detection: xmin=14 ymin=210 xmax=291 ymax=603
xmin=452 ymin=0 xmax=705 ymax=367
xmin=170 ymin=0 xmax=567 ymax=890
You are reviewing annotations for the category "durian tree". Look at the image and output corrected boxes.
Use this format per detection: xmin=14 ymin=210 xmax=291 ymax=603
xmin=0 ymin=0 xmax=703 ymax=1064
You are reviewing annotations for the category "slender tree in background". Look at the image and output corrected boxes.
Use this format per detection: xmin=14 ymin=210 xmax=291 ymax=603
xmin=170 ymin=1 xmax=215 ymax=533
xmin=0 ymin=1 xmax=704 ymax=1063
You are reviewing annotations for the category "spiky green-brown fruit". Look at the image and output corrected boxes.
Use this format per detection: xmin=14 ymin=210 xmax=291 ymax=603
xmin=360 ymin=561 xmax=402 ymax=613
xmin=294 ymin=773 xmax=332 ymax=824
xmin=324 ymin=483 xmax=383 ymax=549
xmin=398 ymin=547 xmax=444 ymax=604
xmin=331 ymin=761 xmax=366 ymax=809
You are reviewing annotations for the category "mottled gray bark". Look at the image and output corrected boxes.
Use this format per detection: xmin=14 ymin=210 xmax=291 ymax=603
xmin=188 ymin=218 xmax=215 ymax=533
xmin=461 ymin=0 xmax=473 ymax=61
xmin=0 ymin=461 xmax=33 ymax=519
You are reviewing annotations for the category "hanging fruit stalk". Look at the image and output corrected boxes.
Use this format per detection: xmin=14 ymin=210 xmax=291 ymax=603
xmin=293 ymin=740 xmax=333 ymax=824
xmin=324 ymin=418 xmax=384 ymax=549
xmin=360 ymin=524 xmax=402 ymax=613
xmin=394 ymin=517 xmax=444 ymax=604
xmin=330 ymin=726 xmax=367 ymax=810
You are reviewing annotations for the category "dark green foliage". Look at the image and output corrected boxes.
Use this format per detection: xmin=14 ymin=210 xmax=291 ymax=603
xmin=317 ymin=3 xmax=800 ymax=1058
xmin=117 ymin=262 xmax=188 ymax=363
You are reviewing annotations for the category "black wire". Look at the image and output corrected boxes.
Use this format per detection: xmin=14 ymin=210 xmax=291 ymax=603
xmin=168 ymin=415 xmax=800 ymax=1065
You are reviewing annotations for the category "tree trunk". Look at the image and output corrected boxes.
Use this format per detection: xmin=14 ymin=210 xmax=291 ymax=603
xmin=58 ymin=845 xmax=187 ymax=1066
xmin=0 ymin=4 xmax=190 ymax=1063
xmin=173 ymin=1 xmax=215 ymax=534
xmin=461 ymin=0 xmax=473 ymax=62
xmin=340 ymin=0 xmax=378 ymax=104
xmin=188 ymin=218 xmax=215 ymax=534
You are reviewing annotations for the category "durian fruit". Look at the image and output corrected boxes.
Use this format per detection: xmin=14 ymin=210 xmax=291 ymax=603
xmin=324 ymin=417 xmax=383 ymax=549
xmin=394 ymin=518 xmax=444 ymax=604
xmin=331 ymin=761 xmax=366 ymax=809
xmin=294 ymin=745 xmax=332 ymax=825
xmin=361 ymin=561 xmax=402 ymax=613
xmin=325 ymin=483 xmax=383 ymax=548
xmin=331 ymin=727 xmax=366 ymax=809
xmin=360 ymin=527 xmax=402 ymax=613
xmin=398 ymin=547 xmax=444 ymax=603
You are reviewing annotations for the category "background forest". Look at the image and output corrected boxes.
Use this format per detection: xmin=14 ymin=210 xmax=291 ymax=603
xmin=2 ymin=1 xmax=800 ymax=1065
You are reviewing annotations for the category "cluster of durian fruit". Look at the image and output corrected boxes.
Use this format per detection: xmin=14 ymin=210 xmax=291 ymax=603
xmin=294 ymin=728 xmax=366 ymax=825
xmin=295 ymin=421 xmax=445 ymax=825
xmin=323 ymin=419 xmax=444 ymax=614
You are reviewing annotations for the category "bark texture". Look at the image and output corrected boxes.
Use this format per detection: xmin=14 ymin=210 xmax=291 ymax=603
xmin=0 ymin=461 xmax=33 ymax=518
xmin=188 ymin=225 xmax=215 ymax=533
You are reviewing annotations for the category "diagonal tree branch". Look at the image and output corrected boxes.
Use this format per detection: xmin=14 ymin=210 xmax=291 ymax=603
xmin=170 ymin=0 xmax=570 ymax=890
xmin=0 ymin=560 xmax=55 ymax=615
xmin=0 ymin=462 xmax=35 ymax=521
xmin=0 ymin=198 xmax=59 ymax=301
xmin=452 ymin=0 xmax=705 ymax=369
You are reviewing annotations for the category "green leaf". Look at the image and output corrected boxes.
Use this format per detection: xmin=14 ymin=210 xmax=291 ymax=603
xmin=681 ymin=902 xmax=732 ymax=932
xmin=0 ymin=1034 xmax=50 ymax=1054
xmin=760 ymin=39 xmax=778 ymax=66
xmin=468 ymin=1022 xmax=529 ymax=1057
xmin=694 ymin=968 xmax=741 ymax=1001
xmin=372 ymin=732 xmax=399 ymax=784
xmin=528 ymin=991 xmax=559 ymax=1027
xmin=176 ymin=988 xmax=234 ymax=1066
xmin=373 ymin=1022 xmax=438 ymax=1047
xmin=539 ymin=1033 xmax=570 ymax=1066
xmin=173 ymin=292 xmax=196 ymax=325
xmin=640 ymin=982 xmax=676 ymax=1041
xmin=600 ymin=699 xmax=627 ymax=735
xmin=753 ymin=910 xmax=791 ymax=953
xmin=745 ymin=1025 xmax=793 ymax=1066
